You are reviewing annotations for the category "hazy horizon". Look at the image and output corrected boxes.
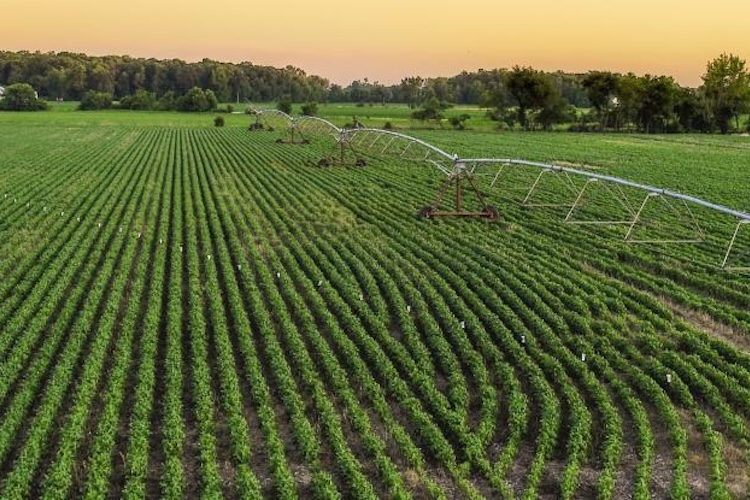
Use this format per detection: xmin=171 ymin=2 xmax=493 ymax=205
xmin=2 ymin=0 xmax=748 ymax=87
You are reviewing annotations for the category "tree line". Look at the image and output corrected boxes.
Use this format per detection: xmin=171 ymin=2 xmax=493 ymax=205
xmin=0 ymin=51 xmax=329 ymax=103
xmin=1 ymin=50 xmax=748 ymax=133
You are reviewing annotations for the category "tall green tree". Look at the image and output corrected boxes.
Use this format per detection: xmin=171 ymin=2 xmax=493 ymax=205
xmin=0 ymin=83 xmax=47 ymax=111
xmin=582 ymin=71 xmax=618 ymax=130
xmin=411 ymin=93 xmax=449 ymax=123
xmin=505 ymin=66 xmax=560 ymax=130
xmin=701 ymin=53 xmax=750 ymax=133
xmin=614 ymin=73 xmax=642 ymax=131
xmin=276 ymin=95 xmax=292 ymax=114
xmin=399 ymin=76 xmax=424 ymax=108
xmin=636 ymin=75 xmax=678 ymax=133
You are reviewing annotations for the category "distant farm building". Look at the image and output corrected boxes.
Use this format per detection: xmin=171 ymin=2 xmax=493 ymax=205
xmin=0 ymin=85 xmax=5 ymax=99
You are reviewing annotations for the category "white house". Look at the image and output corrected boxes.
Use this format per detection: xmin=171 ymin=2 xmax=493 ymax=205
xmin=0 ymin=85 xmax=5 ymax=99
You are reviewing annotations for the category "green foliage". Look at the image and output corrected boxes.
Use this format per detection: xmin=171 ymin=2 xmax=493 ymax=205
xmin=635 ymin=75 xmax=679 ymax=133
xmin=157 ymin=91 xmax=178 ymax=111
xmin=310 ymin=471 xmax=341 ymax=499
xmin=78 ymin=90 xmax=112 ymax=111
xmin=118 ymin=90 xmax=157 ymax=110
xmin=399 ymin=76 xmax=425 ymax=108
xmin=486 ymin=107 xmax=517 ymax=130
xmin=0 ymin=50 xmax=329 ymax=102
xmin=411 ymin=95 xmax=449 ymax=122
xmin=504 ymin=66 xmax=565 ymax=130
xmin=213 ymin=115 xmax=225 ymax=127
xmin=277 ymin=95 xmax=293 ymax=115
xmin=448 ymin=113 xmax=471 ymax=130
xmin=176 ymin=87 xmax=218 ymax=112
xmin=701 ymin=53 xmax=750 ymax=133
xmin=300 ymin=101 xmax=318 ymax=116
xmin=1 ymin=116 xmax=750 ymax=499
xmin=582 ymin=71 xmax=618 ymax=130
xmin=0 ymin=83 xmax=47 ymax=111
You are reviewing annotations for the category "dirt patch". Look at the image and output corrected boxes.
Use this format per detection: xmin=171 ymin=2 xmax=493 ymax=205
xmin=291 ymin=463 xmax=313 ymax=487
xmin=554 ymin=161 xmax=603 ymax=170
xmin=579 ymin=261 xmax=750 ymax=353
xmin=680 ymin=408 xmax=711 ymax=499
xmin=724 ymin=440 xmax=749 ymax=497
xmin=657 ymin=296 xmax=750 ymax=353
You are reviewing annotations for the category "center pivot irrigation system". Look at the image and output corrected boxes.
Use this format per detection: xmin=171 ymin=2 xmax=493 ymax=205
xmin=250 ymin=109 xmax=750 ymax=270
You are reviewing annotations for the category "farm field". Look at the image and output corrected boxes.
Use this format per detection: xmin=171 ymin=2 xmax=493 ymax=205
xmin=1 ymin=111 xmax=750 ymax=499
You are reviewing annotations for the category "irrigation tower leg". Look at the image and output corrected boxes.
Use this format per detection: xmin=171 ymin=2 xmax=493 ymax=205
xmin=565 ymin=178 xmax=597 ymax=222
xmin=489 ymin=165 xmax=506 ymax=188
xmin=624 ymin=192 xmax=658 ymax=241
xmin=722 ymin=220 xmax=749 ymax=269
xmin=522 ymin=170 xmax=548 ymax=205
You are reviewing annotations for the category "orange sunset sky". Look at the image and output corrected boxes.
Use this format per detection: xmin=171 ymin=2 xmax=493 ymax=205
xmin=1 ymin=0 xmax=748 ymax=87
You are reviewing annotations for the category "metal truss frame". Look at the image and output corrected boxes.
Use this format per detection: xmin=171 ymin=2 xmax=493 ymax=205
xmin=269 ymin=126 xmax=750 ymax=271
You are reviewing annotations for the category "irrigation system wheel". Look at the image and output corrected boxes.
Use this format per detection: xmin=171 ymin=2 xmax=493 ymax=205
xmin=417 ymin=206 xmax=437 ymax=218
xmin=482 ymin=205 xmax=500 ymax=220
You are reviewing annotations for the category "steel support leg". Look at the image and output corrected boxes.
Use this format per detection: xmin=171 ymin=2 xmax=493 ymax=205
xmin=565 ymin=178 xmax=596 ymax=222
xmin=522 ymin=170 xmax=548 ymax=205
xmin=624 ymin=192 xmax=658 ymax=241
xmin=722 ymin=220 xmax=749 ymax=269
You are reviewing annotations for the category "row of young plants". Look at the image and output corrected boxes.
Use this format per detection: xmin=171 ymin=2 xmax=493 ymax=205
xmin=0 ymin=129 xmax=149 ymax=360
xmin=189 ymin=129 xmax=292 ymax=497
xmin=0 ymin=130 xmax=161 ymax=498
xmin=3 ymin=126 xmax=748 ymax=498
xmin=36 ymin=129 xmax=168 ymax=499
xmin=496 ymin=208 xmax=747 ymax=497
xmin=96 ymin=129 xmax=174 ymax=499
xmin=244 ymin=134 xmax=612 ymax=496
xmin=318 ymin=163 xmax=600 ymax=497
xmin=214 ymin=131 xmax=439 ymax=498
xmin=292 ymin=139 xmax=748 ymax=498
xmin=0 ymin=132 xmax=154 ymax=405
xmin=456 ymin=194 xmax=740 ymax=498
xmin=238 ymin=135 xmax=556 ymax=498
xmin=158 ymin=129 xmax=188 ymax=499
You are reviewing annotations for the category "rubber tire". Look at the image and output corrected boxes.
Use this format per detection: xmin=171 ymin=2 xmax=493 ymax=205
xmin=483 ymin=205 xmax=500 ymax=220
xmin=417 ymin=206 xmax=436 ymax=219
